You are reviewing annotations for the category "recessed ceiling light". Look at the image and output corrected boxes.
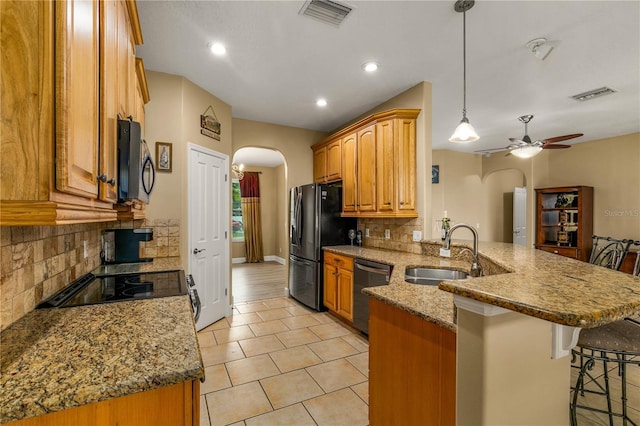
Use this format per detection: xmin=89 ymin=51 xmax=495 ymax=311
xmin=208 ymin=42 xmax=226 ymax=56
xmin=316 ymin=98 xmax=328 ymax=107
xmin=362 ymin=62 xmax=379 ymax=72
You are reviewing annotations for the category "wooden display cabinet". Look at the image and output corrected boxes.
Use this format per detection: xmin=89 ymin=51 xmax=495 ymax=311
xmin=535 ymin=186 xmax=593 ymax=261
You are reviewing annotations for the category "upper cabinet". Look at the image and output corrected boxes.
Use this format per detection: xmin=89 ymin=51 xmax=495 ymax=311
xmin=312 ymin=138 xmax=342 ymax=183
xmin=311 ymin=109 xmax=420 ymax=218
xmin=0 ymin=0 xmax=147 ymax=225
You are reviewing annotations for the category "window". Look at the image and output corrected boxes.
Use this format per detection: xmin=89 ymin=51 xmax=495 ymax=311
xmin=232 ymin=179 xmax=244 ymax=242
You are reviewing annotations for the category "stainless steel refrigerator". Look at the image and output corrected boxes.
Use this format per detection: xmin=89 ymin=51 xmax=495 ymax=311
xmin=289 ymin=183 xmax=356 ymax=310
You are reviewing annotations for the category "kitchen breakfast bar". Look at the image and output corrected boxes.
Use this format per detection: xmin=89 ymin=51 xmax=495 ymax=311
xmin=326 ymin=241 xmax=640 ymax=425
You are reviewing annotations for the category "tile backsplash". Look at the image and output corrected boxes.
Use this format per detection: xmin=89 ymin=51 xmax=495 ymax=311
xmin=0 ymin=218 xmax=181 ymax=331
xmin=0 ymin=223 xmax=105 ymax=330
xmin=358 ymin=217 xmax=423 ymax=254
xmin=106 ymin=218 xmax=180 ymax=258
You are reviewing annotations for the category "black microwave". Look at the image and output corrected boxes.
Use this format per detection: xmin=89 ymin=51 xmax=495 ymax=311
xmin=117 ymin=117 xmax=155 ymax=204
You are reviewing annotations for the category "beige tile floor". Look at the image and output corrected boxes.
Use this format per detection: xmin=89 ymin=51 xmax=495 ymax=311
xmin=197 ymin=296 xmax=639 ymax=426
xmin=197 ymin=297 xmax=369 ymax=426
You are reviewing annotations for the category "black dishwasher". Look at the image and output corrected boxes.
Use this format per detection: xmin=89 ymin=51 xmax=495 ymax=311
xmin=353 ymin=258 xmax=392 ymax=334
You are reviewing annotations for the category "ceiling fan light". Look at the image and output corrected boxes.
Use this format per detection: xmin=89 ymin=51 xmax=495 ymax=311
xmin=449 ymin=119 xmax=479 ymax=143
xmin=511 ymin=146 xmax=542 ymax=159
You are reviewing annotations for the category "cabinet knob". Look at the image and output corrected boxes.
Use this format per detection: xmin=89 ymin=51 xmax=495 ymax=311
xmin=554 ymin=250 xmax=559 ymax=254
xmin=98 ymin=175 xmax=116 ymax=186
xmin=400 ymin=201 xmax=405 ymax=206
xmin=385 ymin=201 xmax=391 ymax=205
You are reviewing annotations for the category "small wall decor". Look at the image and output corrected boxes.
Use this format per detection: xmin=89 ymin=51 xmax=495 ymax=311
xmin=432 ymin=165 xmax=440 ymax=184
xmin=200 ymin=105 xmax=221 ymax=141
xmin=156 ymin=142 xmax=172 ymax=173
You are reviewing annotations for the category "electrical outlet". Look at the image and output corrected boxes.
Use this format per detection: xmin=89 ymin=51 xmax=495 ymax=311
xmin=83 ymin=240 xmax=88 ymax=259
xmin=440 ymin=248 xmax=451 ymax=257
xmin=384 ymin=229 xmax=390 ymax=239
xmin=365 ymin=228 xmax=370 ymax=238
xmin=412 ymin=230 xmax=422 ymax=242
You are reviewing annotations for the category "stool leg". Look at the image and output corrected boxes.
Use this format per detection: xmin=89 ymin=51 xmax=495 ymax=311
xmin=601 ymin=353 xmax=614 ymax=426
xmin=571 ymin=355 xmax=594 ymax=426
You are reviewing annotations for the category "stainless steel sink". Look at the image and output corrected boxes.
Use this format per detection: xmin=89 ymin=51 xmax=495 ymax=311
xmin=404 ymin=267 xmax=468 ymax=285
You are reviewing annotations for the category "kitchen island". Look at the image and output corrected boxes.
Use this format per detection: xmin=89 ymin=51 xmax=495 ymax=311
xmin=326 ymin=241 xmax=640 ymax=425
xmin=0 ymin=259 xmax=204 ymax=425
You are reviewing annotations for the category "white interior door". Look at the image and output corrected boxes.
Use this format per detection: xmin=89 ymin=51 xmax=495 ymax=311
xmin=513 ymin=187 xmax=527 ymax=246
xmin=188 ymin=144 xmax=229 ymax=330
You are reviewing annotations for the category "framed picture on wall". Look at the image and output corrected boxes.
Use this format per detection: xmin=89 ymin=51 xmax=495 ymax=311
xmin=432 ymin=165 xmax=440 ymax=184
xmin=156 ymin=142 xmax=172 ymax=173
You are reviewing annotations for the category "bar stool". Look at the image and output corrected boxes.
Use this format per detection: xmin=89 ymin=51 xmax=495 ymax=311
xmin=570 ymin=237 xmax=638 ymax=425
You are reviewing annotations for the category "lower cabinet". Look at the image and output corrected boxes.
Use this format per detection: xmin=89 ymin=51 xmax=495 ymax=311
xmin=323 ymin=252 xmax=354 ymax=322
xmin=8 ymin=380 xmax=200 ymax=426
xmin=369 ymin=298 xmax=456 ymax=426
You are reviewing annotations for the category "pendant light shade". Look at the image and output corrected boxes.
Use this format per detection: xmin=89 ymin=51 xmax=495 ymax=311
xmin=449 ymin=0 xmax=479 ymax=143
xmin=450 ymin=117 xmax=479 ymax=143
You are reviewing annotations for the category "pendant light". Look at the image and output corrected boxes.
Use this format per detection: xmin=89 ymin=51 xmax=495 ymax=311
xmin=449 ymin=0 xmax=479 ymax=143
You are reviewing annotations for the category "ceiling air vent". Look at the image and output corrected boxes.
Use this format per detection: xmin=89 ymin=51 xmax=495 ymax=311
xmin=570 ymin=87 xmax=617 ymax=102
xmin=299 ymin=0 xmax=353 ymax=27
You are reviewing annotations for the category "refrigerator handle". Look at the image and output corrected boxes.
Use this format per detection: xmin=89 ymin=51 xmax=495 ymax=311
xmin=296 ymin=190 xmax=303 ymax=246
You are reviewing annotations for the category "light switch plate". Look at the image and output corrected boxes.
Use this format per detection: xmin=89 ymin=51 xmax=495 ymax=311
xmin=365 ymin=228 xmax=370 ymax=237
xmin=412 ymin=230 xmax=422 ymax=242
xmin=384 ymin=229 xmax=390 ymax=239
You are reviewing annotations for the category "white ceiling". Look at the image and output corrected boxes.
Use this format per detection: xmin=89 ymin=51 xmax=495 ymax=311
xmin=136 ymin=1 xmax=640 ymax=158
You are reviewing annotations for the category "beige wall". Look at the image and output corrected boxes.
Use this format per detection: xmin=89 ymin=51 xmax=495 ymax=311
xmin=538 ymin=133 xmax=640 ymax=240
xmin=431 ymin=150 xmax=483 ymax=239
xmin=231 ymin=166 xmax=283 ymax=260
xmin=338 ymin=82 xmax=433 ymax=247
xmin=435 ymin=132 xmax=639 ymax=247
xmin=144 ymin=71 xmax=233 ymax=267
xmin=231 ymin=119 xmax=327 ymax=265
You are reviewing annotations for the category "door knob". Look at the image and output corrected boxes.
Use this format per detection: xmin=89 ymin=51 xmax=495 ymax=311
xmin=193 ymin=248 xmax=206 ymax=255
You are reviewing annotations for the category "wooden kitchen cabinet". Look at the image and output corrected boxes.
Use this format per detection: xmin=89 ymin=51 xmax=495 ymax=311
xmin=312 ymin=109 xmax=419 ymax=218
xmin=0 ymin=0 xmax=147 ymax=225
xmin=323 ymin=252 xmax=354 ymax=321
xmin=55 ymin=0 xmax=101 ymax=200
xmin=369 ymin=298 xmax=456 ymax=425
xmin=7 ymin=380 xmax=200 ymax=426
xmin=534 ymin=186 xmax=593 ymax=261
xmin=342 ymin=133 xmax=357 ymax=213
xmin=312 ymin=138 xmax=341 ymax=183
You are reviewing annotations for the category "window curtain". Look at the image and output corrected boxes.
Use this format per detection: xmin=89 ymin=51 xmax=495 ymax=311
xmin=239 ymin=172 xmax=264 ymax=263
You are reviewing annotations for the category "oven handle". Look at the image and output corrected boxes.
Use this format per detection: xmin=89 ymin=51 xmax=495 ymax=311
xmin=192 ymin=288 xmax=202 ymax=323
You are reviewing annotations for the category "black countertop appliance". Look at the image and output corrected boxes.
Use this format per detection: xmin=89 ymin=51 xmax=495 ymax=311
xmin=103 ymin=228 xmax=154 ymax=264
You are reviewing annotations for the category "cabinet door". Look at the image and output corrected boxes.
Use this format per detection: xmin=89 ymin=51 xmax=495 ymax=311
xmin=337 ymin=268 xmax=353 ymax=321
xmin=323 ymin=264 xmax=338 ymax=312
xmin=357 ymin=125 xmax=376 ymax=212
xmin=326 ymin=139 xmax=342 ymax=181
xmin=376 ymin=120 xmax=394 ymax=212
xmin=313 ymin=146 xmax=327 ymax=183
xmin=117 ymin=0 xmax=134 ymax=118
xmin=342 ymin=133 xmax=357 ymax=213
xmin=99 ymin=0 xmax=119 ymax=202
xmin=55 ymin=0 xmax=100 ymax=199
xmin=396 ymin=118 xmax=416 ymax=212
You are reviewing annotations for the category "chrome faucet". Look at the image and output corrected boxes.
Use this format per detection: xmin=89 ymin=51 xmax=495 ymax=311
xmin=443 ymin=223 xmax=483 ymax=277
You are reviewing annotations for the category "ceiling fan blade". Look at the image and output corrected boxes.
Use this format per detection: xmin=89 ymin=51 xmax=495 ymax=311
xmin=543 ymin=133 xmax=584 ymax=144
xmin=474 ymin=147 xmax=508 ymax=153
xmin=543 ymin=143 xmax=571 ymax=149
xmin=508 ymin=138 xmax=524 ymax=144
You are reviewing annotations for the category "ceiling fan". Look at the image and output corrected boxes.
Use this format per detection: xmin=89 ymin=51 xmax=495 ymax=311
xmin=477 ymin=115 xmax=584 ymax=158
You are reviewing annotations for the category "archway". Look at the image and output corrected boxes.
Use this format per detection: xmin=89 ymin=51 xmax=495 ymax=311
xmin=481 ymin=169 xmax=527 ymax=243
xmin=230 ymin=147 xmax=288 ymax=303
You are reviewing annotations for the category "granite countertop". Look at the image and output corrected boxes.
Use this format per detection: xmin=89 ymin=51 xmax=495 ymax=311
xmin=325 ymin=241 xmax=640 ymax=331
xmin=324 ymin=245 xmax=471 ymax=332
xmin=0 ymin=290 xmax=203 ymax=423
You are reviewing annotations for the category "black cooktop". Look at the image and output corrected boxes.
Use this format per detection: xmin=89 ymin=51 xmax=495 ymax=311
xmin=37 ymin=270 xmax=186 ymax=308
